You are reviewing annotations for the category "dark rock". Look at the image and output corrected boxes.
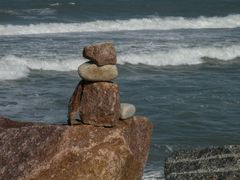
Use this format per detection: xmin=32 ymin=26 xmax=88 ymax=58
xmin=0 ymin=116 xmax=35 ymax=129
xmin=83 ymin=42 xmax=117 ymax=66
xmin=67 ymin=81 xmax=83 ymax=125
xmin=165 ymin=145 xmax=240 ymax=180
xmin=0 ymin=116 xmax=153 ymax=180
xmin=79 ymin=81 xmax=120 ymax=127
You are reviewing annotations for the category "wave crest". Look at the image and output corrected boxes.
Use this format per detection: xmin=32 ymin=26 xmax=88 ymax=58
xmin=0 ymin=55 xmax=85 ymax=80
xmin=118 ymin=45 xmax=240 ymax=66
xmin=1 ymin=14 xmax=240 ymax=36
xmin=0 ymin=45 xmax=240 ymax=80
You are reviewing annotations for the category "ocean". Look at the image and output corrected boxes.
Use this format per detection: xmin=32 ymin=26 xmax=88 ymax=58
xmin=1 ymin=0 xmax=240 ymax=179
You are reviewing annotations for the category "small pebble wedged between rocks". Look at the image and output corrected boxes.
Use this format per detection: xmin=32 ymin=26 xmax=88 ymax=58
xmin=78 ymin=62 xmax=118 ymax=82
xmin=120 ymin=103 xmax=136 ymax=120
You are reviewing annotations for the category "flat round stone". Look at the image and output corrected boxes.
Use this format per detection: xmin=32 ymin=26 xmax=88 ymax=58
xmin=120 ymin=103 xmax=136 ymax=120
xmin=78 ymin=62 xmax=118 ymax=81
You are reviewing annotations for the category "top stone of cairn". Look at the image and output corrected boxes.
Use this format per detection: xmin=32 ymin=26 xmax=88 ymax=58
xmin=83 ymin=42 xmax=117 ymax=66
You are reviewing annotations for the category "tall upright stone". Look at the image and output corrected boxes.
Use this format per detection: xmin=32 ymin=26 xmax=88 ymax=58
xmin=79 ymin=81 xmax=120 ymax=127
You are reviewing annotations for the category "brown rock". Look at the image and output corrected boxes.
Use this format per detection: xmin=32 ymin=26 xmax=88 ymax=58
xmin=67 ymin=81 xmax=83 ymax=125
xmin=83 ymin=42 xmax=117 ymax=66
xmin=0 ymin=116 xmax=35 ymax=130
xmin=0 ymin=116 xmax=153 ymax=180
xmin=79 ymin=81 xmax=120 ymax=127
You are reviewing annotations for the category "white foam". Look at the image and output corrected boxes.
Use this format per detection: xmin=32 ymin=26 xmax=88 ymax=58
xmin=22 ymin=8 xmax=56 ymax=16
xmin=49 ymin=3 xmax=61 ymax=7
xmin=0 ymin=10 xmax=20 ymax=16
xmin=0 ymin=45 xmax=239 ymax=80
xmin=0 ymin=55 xmax=85 ymax=80
xmin=0 ymin=55 xmax=30 ymax=80
xmin=143 ymin=167 xmax=165 ymax=180
xmin=118 ymin=45 xmax=240 ymax=66
xmin=1 ymin=14 xmax=240 ymax=36
xmin=69 ymin=2 xmax=76 ymax=5
xmin=143 ymin=171 xmax=164 ymax=180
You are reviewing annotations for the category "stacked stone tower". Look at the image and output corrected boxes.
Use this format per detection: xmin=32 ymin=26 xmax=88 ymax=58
xmin=68 ymin=42 xmax=136 ymax=127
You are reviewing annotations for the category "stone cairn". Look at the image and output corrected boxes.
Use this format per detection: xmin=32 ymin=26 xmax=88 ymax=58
xmin=68 ymin=42 xmax=136 ymax=127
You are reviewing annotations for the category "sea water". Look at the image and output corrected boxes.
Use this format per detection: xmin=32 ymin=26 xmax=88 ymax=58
xmin=0 ymin=0 xmax=240 ymax=179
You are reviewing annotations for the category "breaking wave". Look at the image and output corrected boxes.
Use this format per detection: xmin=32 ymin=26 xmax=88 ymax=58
xmin=0 ymin=45 xmax=240 ymax=80
xmin=118 ymin=45 xmax=240 ymax=66
xmin=1 ymin=14 xmax=240 ymax=36
xmin=0 ymin=8 xmax=56 ymax=17
xmin=0 ymin=55 xmax=85 ymax=80
xmin=143 ymin=170 xmax=164 ymax=180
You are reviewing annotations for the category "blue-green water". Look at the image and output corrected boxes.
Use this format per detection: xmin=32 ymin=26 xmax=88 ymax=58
xmin=1 ymin=0 xmax=240 ymax=179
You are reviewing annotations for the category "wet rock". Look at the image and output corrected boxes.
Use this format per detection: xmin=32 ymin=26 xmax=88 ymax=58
xmin=120 ymin=103 xmax=136 ymax=120
xmin=79 ymin=82 xmax=120 ymax=127
xmin=165 ymin=145 xmax=240 ymax=180
xmin=0 ymin=116 xmax=153 ymax=180
xmin=78 ymin=62 xmax=118 ymax=82
xmin=83 ymin=42 xmax=117 ymax=66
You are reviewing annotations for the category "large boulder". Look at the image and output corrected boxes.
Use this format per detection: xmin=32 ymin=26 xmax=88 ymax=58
xmin=0 ymin=116 xmax=152 ymax=180
xmin=79 ymin=81 xmax=120 ymax=127
xmin=83 ymin=42 xmax=117 ymax=66
xmin=165 ymin=145 xmax=240 ymax=180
